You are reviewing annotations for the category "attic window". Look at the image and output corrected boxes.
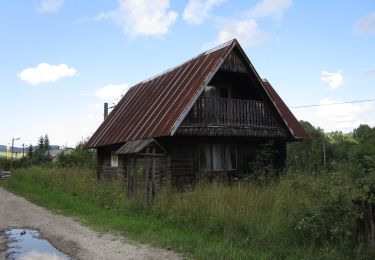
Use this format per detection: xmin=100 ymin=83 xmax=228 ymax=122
xmin=204 ymin=85 xmax=216 ymax=97
xmin=204 ymin=85 xmax=231 ymax=98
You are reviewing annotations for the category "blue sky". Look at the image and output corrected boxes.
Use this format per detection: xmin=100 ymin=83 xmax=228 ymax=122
xmin=1 ymin=0 xmax=374 ymax=147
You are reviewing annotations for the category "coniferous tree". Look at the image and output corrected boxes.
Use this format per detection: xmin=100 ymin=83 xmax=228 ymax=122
xmin=27 ymin=144 xmax=33 ymax=159
xmin=44 ymin=134 xmax=50 ymax=150
xmin=38 ymin=135 xmax=44 ymax=150
xmin=44 ymin=134 xmax=52 ymax=161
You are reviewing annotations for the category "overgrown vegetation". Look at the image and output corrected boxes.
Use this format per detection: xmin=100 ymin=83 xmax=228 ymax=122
xmin=56 ymin=142 xmax=96 ymax=169
xmin=2 ymin=167 xmax=372 ymax=259
xmin=1 ymin=123 xmax=375 ymax=259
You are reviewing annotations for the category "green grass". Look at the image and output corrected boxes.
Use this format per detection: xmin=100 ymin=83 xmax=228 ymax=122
xmin=0 ymin=167 xmax=370 ymax=259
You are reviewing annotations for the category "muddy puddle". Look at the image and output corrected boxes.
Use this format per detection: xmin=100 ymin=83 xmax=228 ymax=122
xmin=5 ymin=228 xmax=70 ymax=260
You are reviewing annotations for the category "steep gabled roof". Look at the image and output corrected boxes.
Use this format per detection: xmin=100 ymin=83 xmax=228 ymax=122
xmin=86 ymin=39 xmax=307 ymax=148
xmin=263 ymin=80 xmax=309 ymax=140
xmin=86 ymin=40 xmax=234 ymax=148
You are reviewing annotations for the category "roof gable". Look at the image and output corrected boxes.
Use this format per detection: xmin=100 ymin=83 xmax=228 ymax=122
xmin=86 ymin=40 xmax=235 ymax=148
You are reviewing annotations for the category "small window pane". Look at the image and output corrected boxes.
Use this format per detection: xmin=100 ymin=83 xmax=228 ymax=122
xmin=212 ymin=144 xmax=225 ymax=171
xmin=199 ymin=144 xmax=211 ymax=171
xmin=204 ymin=85 xmax=217 ymax=97
xmin=111 ymin=154 xmax=118 ymax=167
xmin=225 ymin=145 xmax=237 ymax=170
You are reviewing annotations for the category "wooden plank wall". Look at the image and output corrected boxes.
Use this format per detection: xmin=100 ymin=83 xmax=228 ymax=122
xmin=159 ymin=137 xmax=287 ymax=187
xmin=97 ymin=144 xmax=123 ymax=180
xmin=126 ymin=155 xmax=169 ymax=199
xmin=167 ymin=141 xmax=196 ymax=189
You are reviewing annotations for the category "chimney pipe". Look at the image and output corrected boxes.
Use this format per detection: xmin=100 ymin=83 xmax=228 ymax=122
xmin=104 ymin=102 xmax=108 ymax=120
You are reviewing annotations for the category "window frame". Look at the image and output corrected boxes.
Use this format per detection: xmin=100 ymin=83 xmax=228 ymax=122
xmin=111 ymin=154 xmax=118 ymax=168
xmin=199 ymin=144 xmax=237 ymax=172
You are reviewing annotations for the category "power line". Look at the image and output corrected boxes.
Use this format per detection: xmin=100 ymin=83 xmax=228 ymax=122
xmin=290 ymin=98 xmax=375 ymax=109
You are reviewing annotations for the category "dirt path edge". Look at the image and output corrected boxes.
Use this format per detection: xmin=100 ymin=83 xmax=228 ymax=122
xmin=0 ymin=187 xmax=182 ymax=260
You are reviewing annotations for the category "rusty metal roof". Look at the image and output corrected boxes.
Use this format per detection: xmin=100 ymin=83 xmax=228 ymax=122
xmin=263 ymin=80 xmax=309 ymax=140
xmin=115 ymin=139 xmax=154 ymax=154
xmin=115 ymin=139 xmax=166 ymax=154
xmin=86 ymin=40 xmax=234 ymax=148
xmin=86 ymin=39 xmax=307 ymax=148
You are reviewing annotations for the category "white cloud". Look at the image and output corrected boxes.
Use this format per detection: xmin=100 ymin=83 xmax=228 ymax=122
xmin=207 ymin=0 xmax=292 ymax=48
xmin=97 ymin=0 xmax=177 ymax=37
xmin=183 ymin=0 xmax=225 ymax=24
xmin=18 ymin=63 xmax=77 ymax=85
xmin=314 ymin=99 xmax=373 ymax=132
xmin=320 ymin=70 xmax=344 ymax=90
xmin=248 ymin=0 xmax=293 ymax=19
xmin=208 ymin=19 xmax=267 ymax=48
xmin=94 ymin=84 xmax=130 ymax=103
xmin=355 ymin=12 xmax=375 ymax=33
xmin=37 ymin=0 xmax=64 ymax=13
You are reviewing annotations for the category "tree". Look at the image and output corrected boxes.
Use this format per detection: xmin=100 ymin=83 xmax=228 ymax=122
xmin=287 ymin=121 xmax=325 ymax=172
xmin=38 ymin=135 xmax=44 ymax=150
xmin=44 ymin=134 xmax=50 ymax=151
xmin=32 ymin=134 xmax=52 ymax=164
xmin=27 ymin=144 xmax=33 ymax=159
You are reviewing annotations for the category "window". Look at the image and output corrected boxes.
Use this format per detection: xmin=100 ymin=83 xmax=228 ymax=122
xmin=204 ymin=85 xmax=217 ymax=97
xmin=204 ymin=86 xmax=231 ymax=98
xmin=199 ymin=144 xmax=211 ymax=171
xmin=111 ymin=154 xmax=118 ymax=167
xmin=199 ymin=144 xmax=237 ymax=171
xmin=225 ymin=145 xmax=237 ymax=170
xmin=212 ymin=144 xmax=225 ymax=171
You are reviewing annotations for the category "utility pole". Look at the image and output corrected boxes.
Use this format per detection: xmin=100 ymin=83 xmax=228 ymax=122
xmin=22 ymin=143 xmax=25 ymax=157
xmin=322 ymin=138 xmax=326 ymax=168
xmin=11 ymin=137 xmax=20 ymax=159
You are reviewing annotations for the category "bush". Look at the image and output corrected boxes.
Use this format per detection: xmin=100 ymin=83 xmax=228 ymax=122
xmin=57 ymin=142 xmax=96 ymax=169
xmin=0 ymin=157 xmax=11 ymax=171
xmin=291 ymin=173 xmax=357 ymax=247
xmin=247 ymin=141 xmax=280 ymax=185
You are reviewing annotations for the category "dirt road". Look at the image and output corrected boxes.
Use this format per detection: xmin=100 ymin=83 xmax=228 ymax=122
xmin=0 ymin=188 xmax=182 ymax=260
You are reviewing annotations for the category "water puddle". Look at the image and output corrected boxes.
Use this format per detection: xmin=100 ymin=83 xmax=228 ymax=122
xmin=5 ymin=228 xmax=70 ymax=260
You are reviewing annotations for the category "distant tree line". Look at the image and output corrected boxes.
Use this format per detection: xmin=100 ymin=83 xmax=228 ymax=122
xmin=0 ymin=135 xmax=96 ymax=170
xmin=286 ymin=121 xmax=375 ymax=175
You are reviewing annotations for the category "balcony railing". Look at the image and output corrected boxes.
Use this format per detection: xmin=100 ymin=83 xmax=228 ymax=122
xmin=182 ymin=97 xmax=280 ymax=128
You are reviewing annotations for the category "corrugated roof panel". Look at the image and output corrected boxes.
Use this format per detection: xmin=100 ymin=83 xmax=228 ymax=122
xmin=263 ymin=80 xmax=309 ymax=140
xmin=86 ymin=39 xmax=308 ymax=148
xmin=115 ymin=139 xmax=154 ymax=154
xmin=86 ymin=40 xmax=235 ymax=148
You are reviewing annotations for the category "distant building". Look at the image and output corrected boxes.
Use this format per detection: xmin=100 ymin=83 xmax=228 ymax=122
xmin=49 ymin=147 xmax=74 ymax=162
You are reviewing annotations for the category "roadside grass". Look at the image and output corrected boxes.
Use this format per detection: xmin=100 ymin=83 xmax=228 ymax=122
xmin=0 ymin=167 xmax=366 ymax=259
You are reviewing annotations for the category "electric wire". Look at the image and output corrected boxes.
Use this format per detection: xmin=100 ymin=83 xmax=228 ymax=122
xmin=290 ymin=98 xmax=375 ymax=109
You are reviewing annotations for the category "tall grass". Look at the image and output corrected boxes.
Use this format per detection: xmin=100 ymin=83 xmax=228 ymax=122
xmin=1 ymin=167 xmax=369 ymax=259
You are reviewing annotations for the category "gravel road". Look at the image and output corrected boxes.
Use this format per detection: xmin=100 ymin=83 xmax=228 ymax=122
xmin=0 ymin=187 xmax=182 ymax=260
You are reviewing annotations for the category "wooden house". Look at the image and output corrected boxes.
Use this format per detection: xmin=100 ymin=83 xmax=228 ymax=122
xmin=86 ymin=39 xmax=308 ymax=198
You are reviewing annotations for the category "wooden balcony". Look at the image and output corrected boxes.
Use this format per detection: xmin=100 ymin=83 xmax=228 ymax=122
xmin=182 ymin=97 xmax=280 ymax=127
xmin=177 ymin=97 xmax=288 ymax=138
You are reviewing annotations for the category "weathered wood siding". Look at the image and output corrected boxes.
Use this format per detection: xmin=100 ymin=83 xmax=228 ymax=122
xmin=126 ymin=155 xmax=169 ymax=199
xmin=158 ymin=136 xmax=287 ymax=186
xmin=97 ymin=144 xmax=123 ymax=179
xmin=183 ymin=97 xmax=281 ymax=128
